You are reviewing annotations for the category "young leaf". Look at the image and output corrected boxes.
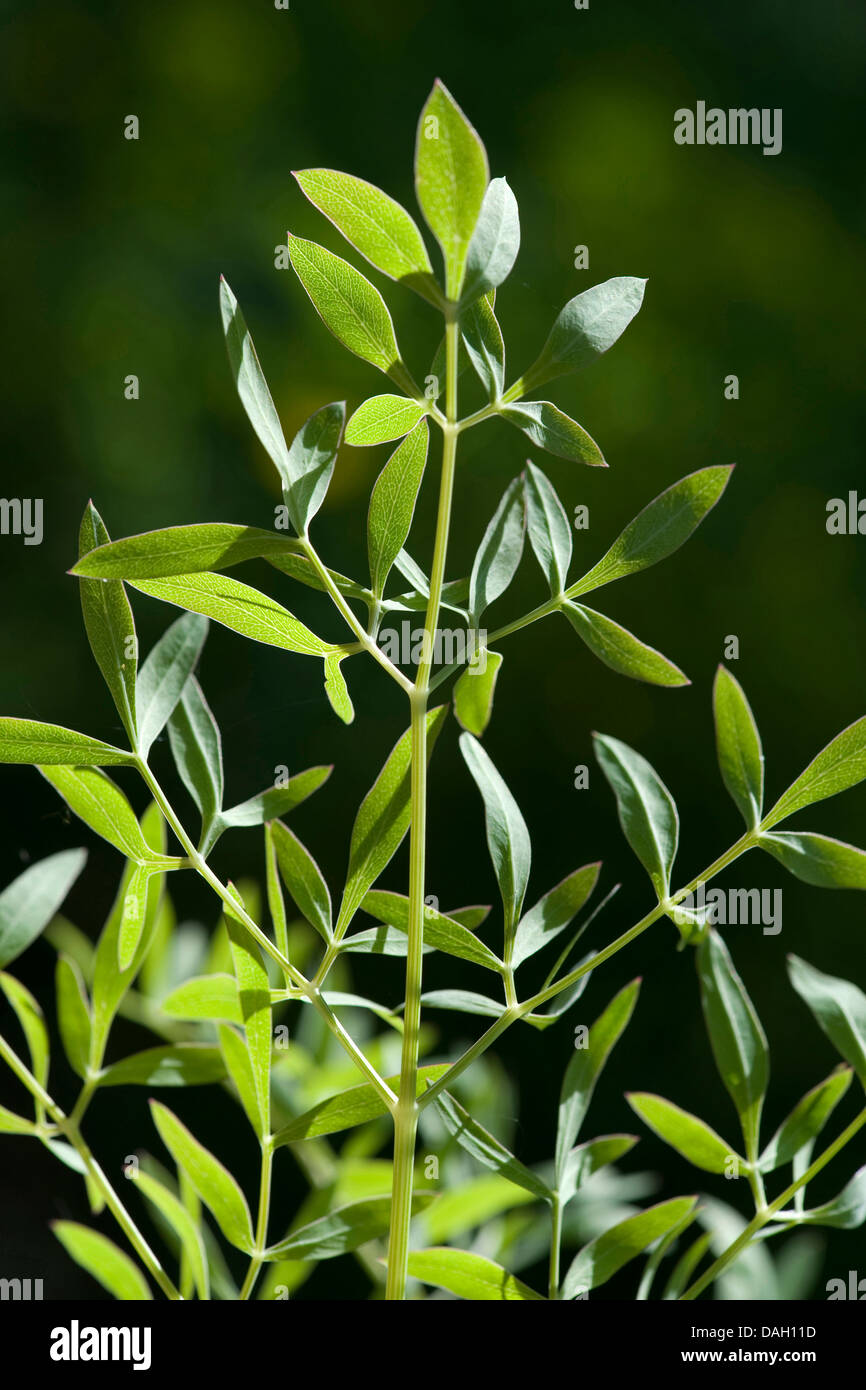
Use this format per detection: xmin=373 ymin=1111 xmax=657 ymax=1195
xmin=435 ymin=1089 xmax=552 ymax=1200
xmin=150 ymin=1100 xmax=254 ymax=1252
xmin=523 ymin=461 xmax=572 ymax=596
xmin=288 ymin=235 xmax=405 ymax=380
xmin=346 ymin=394 xmax=426 ymax=447
xmin=136 ymin=611 xmax=209 ymax=759
xmin=461 ymin=292 xmax=505 ymax=399
xmin=593 ymin=734 xmax=679 ymax=899
xmin=407 ymin=1247 xmax=544 ymax=1301
xmin=0 ymin=849 xmax=87 ymax=969
xmin=367 ymin=420 xmax=429 ymax=597
xmin=225 ymin=907 xmax=272 ymax=1135
xmin=562 ymin=1197 xmax=697 ymax=1298
xmin=461 ymin=176 xmax=520 ymax=305
xmin=567 ymin=466 xmax=734 ymax=600
xmin=760 ymin=832 xmax=866 ymax=888
xmin=697 ymin=930 xmax=769 ymax=1161
xmin=280 ymin=401 xmax=346 ymax=537
xmin=415 ymin=81 xmax=489 ymax=299
xmin=0 ymin=1105 xmax=36 ymax=1134
xmin=168 ymin=677 xmax=223 ymax=847
xmin=267 ymin=1195 xmax=434 ymax=1262
xmin=453 ymin=649 xmax=503 ymax=737
xmin=217 ymin=1024 xmax=265 ymax=1136
xmin=270 ymin=820 xmax=333 ymax=944
xmin=130 ymin=571 xmax=333 ymax=657
xmin=503 ymin=402 xmax=606 ymax=467
xmin=273 ymin=1064 xmax=449 ymax=1146
xmin=713 ymin=665 xmax=764 ymax=828
xmin=511 ymin=862 xmax=600 ymax=969
xmin=0 ymin=973 xmax=49 ymax=1100
xmin=71 ymin=523 xmax=304 ymax=581
xmin=78 ymin=503 xmax=137 ymax=744
xmin=523 ymin=276 xmax=647 ymax=390
xmin=51 ymin=1222 xmax=151 ymax=1300
xmin=127 ymin=1168 xmax=208 ymax=1299
xmin=117 ymin=863 xmax=153 ymax=971
xmin=361 ymin=889 xmax=504 ymax=971
xmin=323 ymin=652 xmax=354 ymax=725
xmin=55 ymin=955 xmax=91 ymax=1079
xmin=468 ymin=476 xmax=526 ymax=623
xmin=787 ymin=955 xmax=866 ymax=1087
xmin=759 ymin=1066 xmax=853 ymax=1172
xmin=460 ymin=733 xmax=531 ymax=948
xmin=791 ymin=1166 xmax=866 ymax=1230
xmin=98 ymin=1044 xmax=226 ymax=1088
xmin=220 ymin=275 xmax=294 ymax=484
xmin=0 ymin=719 xmax=132 ymax=767
xmin=555 ymin=977 xmax=641 ymax=1182
xmin=763 ymin=715 xmax=866 ymax=830
xmin=564 ymin=604 xmax=689 ymax=687
xmin=627 ymin=1093 xmax=740 ymax=1174
xmin=39 ymin=766 xmax=174 ymax=866
xmin=559 ymin=1134 xmax=639 ymax=1207
xmin=218 ymin=765 xmax=331 ymax=832
xmin=161 ymin=973 xmax=243 ymax=1025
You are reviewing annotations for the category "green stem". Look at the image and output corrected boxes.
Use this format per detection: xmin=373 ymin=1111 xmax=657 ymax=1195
xmin=239 ymin=1138 xmax=273 ymax=1301
xmin=548 ymin=1195 xmax=562 ymax=1299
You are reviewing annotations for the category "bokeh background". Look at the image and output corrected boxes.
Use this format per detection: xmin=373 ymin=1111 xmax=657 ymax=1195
xmin=1 ymin=0 xmax=865 ymax=1299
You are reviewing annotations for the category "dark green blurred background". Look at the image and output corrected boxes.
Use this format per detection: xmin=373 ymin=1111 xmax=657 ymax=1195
xmin=1 ymin=0 xmax=865 ymax=1299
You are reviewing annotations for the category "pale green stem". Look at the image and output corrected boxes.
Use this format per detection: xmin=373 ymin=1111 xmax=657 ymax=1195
xmin=548 ymin=1195 xmax=563 ymax=1299
xmin=239 ymin=1138 xmax=273 ymax=1301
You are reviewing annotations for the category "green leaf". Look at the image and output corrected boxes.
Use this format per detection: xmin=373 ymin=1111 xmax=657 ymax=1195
xmin=421 ymin=1173 xmax=534 ymax=1243
xmin=562 ymin=1197 xmax=697 ymax=1298
xmin=594 ymin=733 xmax=679 ymax=899
xmin=661 ymin=1232 xmax=713 ymax=1301
xmin=360 ymin=889 xmax=503 ymax=971
xmin=218 ymin=765 xmax=331 ymax=833
xmin=0 ymin=973 xmax=49 ymax=1100
xmin=367 ymin=420 xmax=429 ymax=597
xmin=336 ymin=706 xmax=448 ymax=934
xmin=523 ymin=276 xmax=646 ymax=390
xmin=760 ymin=832 xmax=866 ymax=888
xmin=468 ymin=475 xmax=526 ymax=623
xmin=564 ymin=604 xmax=689 ymax=687
xmin=217 ymin=1024 xmax=264 ymax=1136
xmin=697 ymin=930 xmax=769 ymax=1161
xmin=763 ymin=715 xmax=866 ymax=830
xmin=512 ymin=862 xmax=600 ymax=969
xmin=39 ymin=767 xmax=173 ymax=866
xmin=713 ymin=665 xmax=764 ymax=828
xmin=461 ymin=177 xmax=520 ymax=304
xmin=792 ymin=1166 xmax=866 ymax=1230
xmin=759 ymin=1066 xmax=853 ymax=1172
xmin=225 ymin=906 xmax=272 ymax=1135
xmin=787 ymin=955 xmax=866 ymax=1087
xmin=0 ymin=719 xmax=132 ymax=766
xmin=71 ymin=523 xmax=304 ymax=581
xmin=267 ymin=1195 xmax=433 ymax=1262
xmin=627 ymin=1093 xmax=740 ymax=1174
xmin=280 ymin=401 xmax=346 ymax=537
xmin=453 ymin=649 xmax=503 ymax=737
xmin=555 ymin=978 xmax=641 ymax=1182
xmin=288 ymin=234 xmax=405 ymax=379
xmin=559 ymin=1134 xmax=639 ymax=1207
xmin=418 ymin=990 xmax=505 ymax=1018
xmin=523 ymin=460 xmax=572 ymax=596
xmin=567 ymin=466 xmax=734 ymax=600
xmin=55 ymin=955 xmax=91 ymax=1079
xmin=130 ymin=571 xmax=333 ymax=656
xmin=220 ymin=275 xmax=294 ymax=483
xmin=0 ymin=1104 xmax=36 ymax=1134
xmin=435 ymin=1089 xmax=552 ymax=1200
xmin=460 ymin=733 xmax=531 ymax=948
xmin=270 ymin=820 xmax=332 ymax=944
xmin=0 ymin=849 xmax=87 ymax=968
xmin=150 ymin=1100 xmax=254 ymax=1252
xmin=323 ymin=652 xmax=354 ymax=725
xmin=415 ymin=81 xmax=489 ymax=299
xmin=273 ymin=1064 xmax=449 ymax=1146
xmin=293 ymin=167 xmax=438 ymax=302
xmin=504 ymin=402 xmax=606 ymax=467
xmin=117 ymin=861 xmax=154 ymax=972
xmin=128 ymin=1168 xmax=208 ymax=1299
xmin=51 ymin=1222 xmax=151 ymax=1300
xmin=461 ymin=292 xmax=505 ymax=399
xmin=346 ymin=394 xmax=427 ymax=447
xmin=136 ymin=611 xmax=209 ymax=759
xmin=168 ymin=677 xmax=223 ymax=848
xmin=407 ymin=1247 xmax=543 ymax=1301
xmin=78 ymin=503 xmax=137 ymax=744
xmin=99 ymin=1044 xmax=226 ymax=1088
xmin=161 ymin=973 xmax=243 ymax=1024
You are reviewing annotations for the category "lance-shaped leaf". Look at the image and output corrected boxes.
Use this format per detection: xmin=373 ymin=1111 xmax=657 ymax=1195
xmin=55 ymin=955 xmax=91 ymax=1079
xmin=130 ymin=571 xmax=333 ymax=657
xmin=759 ymin=1066 xmax=853 ymax=1172
xmin=461 ymin=176 xmax=520 ymax=305
xmin=523 ymin=461 xmax=572 ymax=596
xmin=713 ymin=665 xmax=764 ymax=828
xmin=418 ymin=989 xmax=505 ymax=1019
xmin=562 ymin=1196 xmax=697 ymax=1298
xmin=421 ymin=1174 xmax=535 ymax=1244
xmin=559 ymin=1135 xmax=639 ymax=1207
xmin=225 ymin=905 xmax=272 ymax=1136
xmin=512 ymin=862 xmax=600 ymax=969
xmin=0 ymin=720 xmax=132 ymax=766
xmin=51 ymin=1223 xmax=151 ymax=1301
xmin=627 ymin=1093 xmax=741 ymax=1174
xmin=523 ymin=276 xmax=647 ymax=390
xmin=567 ymin=466 xmax=734 ymax=600
xmin=760 ymin=832 xmax=866 ymax=888
xmin=461 ymin=291 xmax=505 ymax=399
xmin=266 ymin=1194 xmax=434 ymax=1262
xmin=293 ymin=167 xmax=439 ymax=302
xmin=564 ymin=604 xmax=689 ymax=688
xmin=218 ymin=765 xmax=331 ymax=833
xmin=415 ymin=80 xmax=489 ymax=299
xmin=78 ymin=503 xmax=137 ymax=744
xmin=150 ymin=1100 xmax=254 ymax=1252
xmin=0 ymin=849 xmax=87 ymax=969
xmin=335 ymin=706 xmax=448 ymax=934
xmin=0 ymin=973 xmax=48 ymax=1104
xmin=468 ymin=475 xmax=526 ymax=624
xmin=39 ymin=766 xmax=177 ymax=867
xmin=594 ymin=734 xmax=679 ymax=899
xmin=128 ymin=1167 xmax=208 ymax=1299
xmin=98 ymin=1044 xmax=225 ymax=1088
xmin=763 ymin=715 xmax=866 ymax=829
xmin=504 ymin=402 xmax=606 ymax=467
xmin=323 ymin=652 xmax=354 ymax=725
xmin=72 ymin=523 xmax=305 ymax=580
xmin=453 ymin=649 xmax=503 ymax=737
xmin=0 ymin=1106 xmax=36 ymax=1134
xmin=270 ymin=820 xmax=332 ymax=945
xmin=787 ymin=1167 xmax=866 ymax=1230
xmin=346 ymin=394 xmax=427 ymax=447
xmin=161 ymin=974 xmax=243 ymax=1025
xmin=555 ymin=977 xmax=641 ymax=1182
xmin=460 ymin=733 xmax=531 ymax=949
xmin=360 ymin=889 xmax=503 ymax=971
xmin=367 ymin=420 xmax=429 ymax=597
xmin=435 ymin=1090 xmax=552 ymax=1200
xmin=217 ymin=1024 xmax=264 ymax=1137
xmin=697 ymin=930 xmax=769 ymax=1161
xmin=220 ymin=275 xmax=293 ymax=478
xmin=288 ymin=234 xmax=407 ymax=381
xmin=168 ymin=677 xmax=223 ymax=849
xmin=136 ymin=612 xmax=209 ymax=759
xmin=117 ymin=863 xmax=152 ymax=971
xmin=408 ymin=1247 xmax=544 ymax=1301
xmin=273 ymin=1064 xmax=449 ymax=1146
xmin=787 ymin=955 xmax=866 ymax=1087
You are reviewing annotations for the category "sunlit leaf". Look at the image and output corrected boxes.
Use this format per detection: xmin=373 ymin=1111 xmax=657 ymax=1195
xmin=562 ymin=1197 xmax=697 ymax=1298
xmin=55 ymin=955 xmax=91 ymax=1080
xmin=555 ymin=978 xmax=641 ymax=1182
xmin=168 ymin=677 xmax=223 ymax=849
xmin=130 ymin=571 xmax=333 ymax=657
xmin=523 ymin=276 xmax=646 ymax=390
xmin=453 ymin=649 xmax=503 ymax=737
xmin=0 ymin=719 xmax=132 ymax=766
xmin=435 ymin=1089 xmax=552 ymax=1199
xmin=151 ymin=1100 xmax=254 ymax=1252
xmin=273 ymin=1064 xmax=448 ymax=1146
xmin=759 ymin=1066 xmax=853 ymax=1172
xmin=504 ymin=401 xmax=606 ymax=467
xmin=697 ymin=929 xmax=769 ymax=1161
xmin=460 ymin=733 xmax=530 ymax=950
xmin=468 ymin=475 xmax=525 ymax=623
xmin=51 ymin=1222 xmax=151 ymax=1300
xmin=713 ymin=665 xmax=764 ymax=828
xmin=415 ymin=81 xmax=489 ymax=299
xmin=346 ymin=394 xmax=427 ymax=447
xmin=270 ymin=820 xmax=332 ymax=945
xmin=77 ymin=503 xmax=137 ymax=745
xmin=161 ymin=973 xmax=243 ymax=1025
xmin=787 ymin=955 xmax=866 ymax=1087
xmin=0 ymin=849 xmax=87 ymax=968
xmin=135 ymin=611 xmax=209 ymax=759
xmin=523 ymin=460 xmax=572 ymax=596
xmin=594 ymin=734 xmax=679 ymax=899
xmin=128 ymin=1168 xmax=208 ymax=1299
xmin=763 ymin=715 xmax=866 ymax=830
xmin=512 ymin=863 xmax=600 ymax=969
xmin=760 ymin=832 xmax=866 ymax=888
xmin=627 ymin=1092 xmax=739 ymax=1174
xmin=461 ymin=176 xmax=520 ymax=304
xmin=367 ymin=420 xmax=429 ymax=597
xmin=407 ymin=1247 xmax=543 ymax=1301
xmin=361 ymin=889 xmax=503 ymax=971
xmin=565 ymin=604 xmax=688 ymax=688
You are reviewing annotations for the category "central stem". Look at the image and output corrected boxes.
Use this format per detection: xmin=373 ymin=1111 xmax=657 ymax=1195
xmin=385 ymin=316 xmax=460 ymax=1300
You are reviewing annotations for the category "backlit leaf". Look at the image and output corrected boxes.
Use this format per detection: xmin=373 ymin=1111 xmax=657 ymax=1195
xmin=130 ymin=571 xmax=333 ymax=656
xmin=504 ymin=401 xmax=606 ymax=467
xmin=415 ymin=81 xmax=489 ymax=299
xmin=523 ymin=461 xmax=572 ymax=595
xmin=0 ymin=849 xmax=87 ymax=968
xmin=151 ymin=1100 xmax=254 ymax=1252
xmin=763 ymin=716 xmax=866 ymax=830
xmin=407 ymin=1247 xmax=543 ymax=1301
xmin=713 ymin=665 xmax=764 ymax=828
xmin=562 ymin=1197 xmax=697 ymax=1298
xmin=367 ymin=420 xmax=429 ymax=597
xmin=288 ymin=235 xmax=405 ymax=379
xmin=524 ymin=276 xmax=646 ymax=390
xmin=460 ymin=733 xmax=531 ymax=948
xmin=77 ymin=503 xmax=137 ymax=744
xmin=52 ymin=1222 xmax=151 ymax=1301
xmin=136 ymin=612 xmax=209 ymax=759
xmin=594 ymin=734 xmax=679 ymax=898
xmin=697 ymin=929 xmax=769 ymax=1161
xmin=787 ymin=955 xmax=866 ymax=1087
xmin=345 ymin=394 xmax=427 ymax=447
xmin=461 ymin=176 xmax=520 ymax=304
xmin=564 ymin=604 xmax=688 ymax=687
xmin=468 ymin=475 xmax=526 ymax=623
